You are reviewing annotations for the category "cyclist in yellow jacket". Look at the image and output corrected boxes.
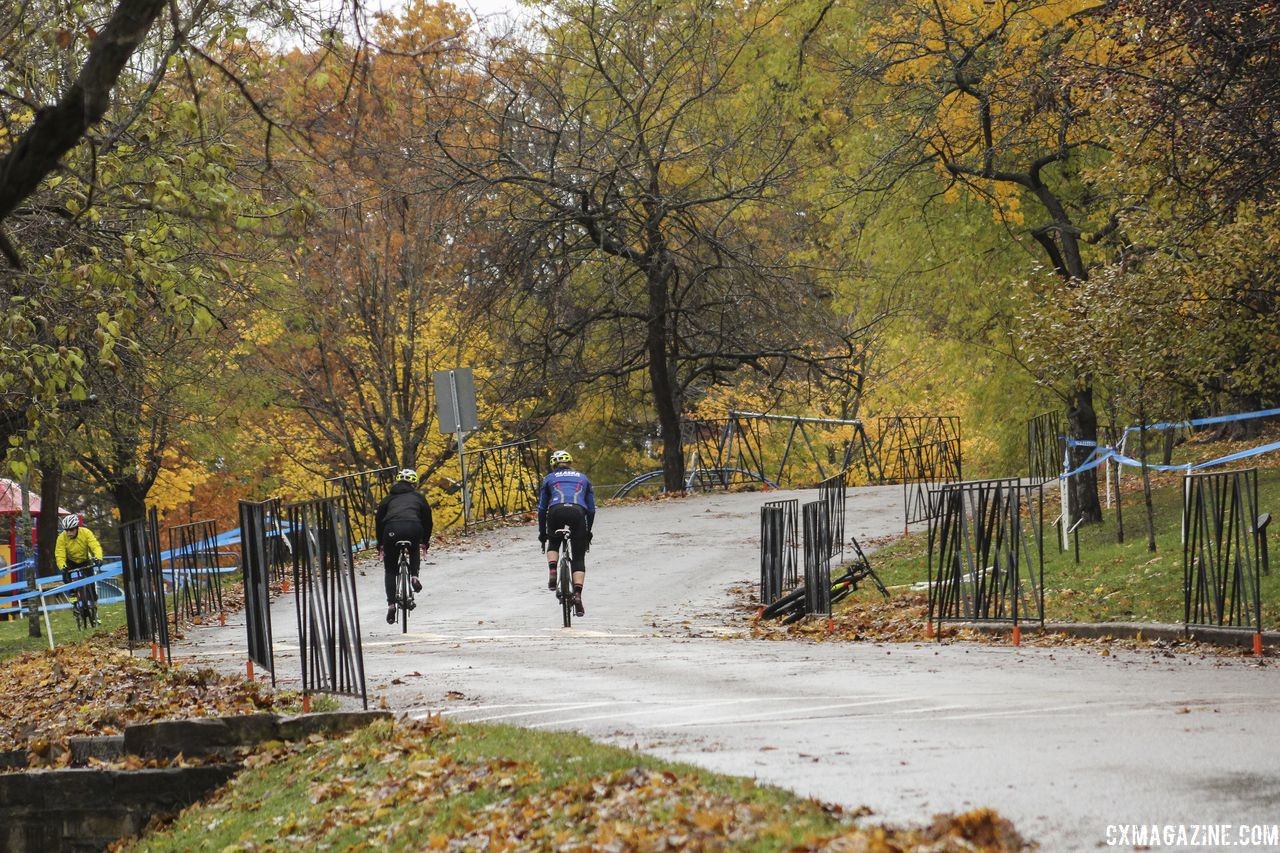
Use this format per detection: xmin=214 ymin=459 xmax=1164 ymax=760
xmin=54 ymin=515 xmax=103 ymax=596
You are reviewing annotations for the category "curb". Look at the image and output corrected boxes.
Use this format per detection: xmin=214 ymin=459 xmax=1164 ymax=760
xmin=951 ymin=620 xmax=1279 ymax=649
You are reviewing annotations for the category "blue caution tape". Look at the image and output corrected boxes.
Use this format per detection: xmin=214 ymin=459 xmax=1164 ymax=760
xmin=0 ymin=564 xmax=122 ymax=609
xmin=1057 ymin=438 xmax=1280 ymax=480
xmin=1123 ymin=406 xmax=1280 ymax=437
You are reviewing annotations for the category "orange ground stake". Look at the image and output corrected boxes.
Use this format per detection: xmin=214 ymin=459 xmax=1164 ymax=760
xmin=1012 ymin=625 xmax=1022 ymax=647
xmin=150 ymin=641 xmax=158 ymax=661
xmin=1254 ymin=633 xmax=1264 ymax=657
xmin=219 ymin=611 xmax=226 ymax=626
xmin=755 ymin=606 xmax=765 ymax=620
xmin=302 ymin=694 xmax=312 ymax=713
xmin=826 ymin=618 xmax=834 ymax=636
xmin=247 ymin=660 xmax=255 ymax=681
xmin=925 ymin=622 xmax=934 ymax=639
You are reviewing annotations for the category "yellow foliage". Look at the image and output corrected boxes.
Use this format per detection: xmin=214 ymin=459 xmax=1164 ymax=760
xmin=148 ymin=454 xmax=212 ymax=514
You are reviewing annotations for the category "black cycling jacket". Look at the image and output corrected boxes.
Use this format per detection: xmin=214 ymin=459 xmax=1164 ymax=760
xmin=375 ymin=482 xmax=433 ymax=542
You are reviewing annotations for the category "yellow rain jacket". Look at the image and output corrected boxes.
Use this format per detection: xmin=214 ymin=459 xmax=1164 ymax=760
xmin=55 ymin=527 xmax=104 ymax=569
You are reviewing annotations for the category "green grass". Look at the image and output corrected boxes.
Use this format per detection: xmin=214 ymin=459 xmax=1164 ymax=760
xmin=0 ymin=600 xmax=128 ymax=660
xmin=129 ymin=720 xmax=882 ymax=852
xmin=856 ymin=465 xmax=1280 ymax=628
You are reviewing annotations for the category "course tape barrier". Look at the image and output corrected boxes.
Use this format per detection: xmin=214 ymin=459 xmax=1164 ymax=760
xmin=1058 ymin=440 xmax=1280 ymax=481
xmin=0 ymin=563 xmax=124 ymax=608
xmin=1123 ymin=406 xmax=1280 ymax=438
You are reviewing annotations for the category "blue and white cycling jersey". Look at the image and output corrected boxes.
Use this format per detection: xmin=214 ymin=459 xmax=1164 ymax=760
xmin=537 ymin=468 xmax=596 ymax=532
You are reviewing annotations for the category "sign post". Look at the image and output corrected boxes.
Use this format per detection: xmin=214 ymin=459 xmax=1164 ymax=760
xmin=433 ymin=368 xmax=479 ymax=526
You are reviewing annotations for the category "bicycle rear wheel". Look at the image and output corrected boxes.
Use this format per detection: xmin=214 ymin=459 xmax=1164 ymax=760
xmin=559 ymin=551 xmax=573 ymax=628
xmin=399 ymin=559 xmax=411 ymax=634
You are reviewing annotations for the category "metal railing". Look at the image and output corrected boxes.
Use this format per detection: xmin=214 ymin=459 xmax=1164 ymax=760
xmin=323 ymin=465 xmax=397 ymax=549
xmin=239 ymin=500 xmax=277 ymax=684
xmin=288 ymin=497 xmax=367 ymax=708
xmin=466 ymin=439 xmax=543 ymax=526
xmin=166 ymin=519 xmax=225 ymax=626
xmin=927 ymin=477 xmax=1044 ymax=631
xmin=119 ymin=508 xmax=171 ymax=660
xmin=1184 ymin=468 xmax=1265 ymax=632
xmin=759 ymin=498 xmax=800 ymax=605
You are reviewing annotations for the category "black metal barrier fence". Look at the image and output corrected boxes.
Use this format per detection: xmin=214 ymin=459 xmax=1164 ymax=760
xmin=927 ymin=478 xmax=1045 ymax=630
xmin=818 ymin=472 xmax=846 ymax=565
xmin=289 ymin=497 xmax=367 ymax=708
xmin=899 ymin=439 xmax=963 ymax=527
xmin=876 ymin=416 xmax=962 ymax=483
xmin=1184 ymin=468 xmax=1267 ymax=632
xmin=687 ymin=412 xmax=881 ymax=490
xmin=238 ymin=500 xmax=276 ymax=684
xmin=1027 ymin=411 xmax=1062 ymax=485
xmin=759 ymin=499 xmax=799 ymax=605
xmin=468 ymin=439 xmax=543 ymax=524
xmin=324 ymin=465 xmax=397 ymax=550
xmin=119 ymin=507 xmax=171 ymax=660
xmin=759 ymin=473 xmax=857 ymax=619
xmin=167 ymin=519 xmax=224 ymax=627
xmin=802 ymin=500 xmax=832 ymax=616
xmin=261 ymin=496 xmax=291 ymax=585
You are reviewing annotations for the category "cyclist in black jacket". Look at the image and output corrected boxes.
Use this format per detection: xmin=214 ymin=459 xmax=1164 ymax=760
xmin=375 ymin=468 xmax=433 ymax=624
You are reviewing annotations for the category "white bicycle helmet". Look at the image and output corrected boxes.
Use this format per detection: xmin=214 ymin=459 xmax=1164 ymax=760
xmin=550 ymin=450 xmax=573 ymax=466
xmin=394 ymin=468 xmax=419 ymax=485
xmin=60 ymin=514 xmax=81 ymax=533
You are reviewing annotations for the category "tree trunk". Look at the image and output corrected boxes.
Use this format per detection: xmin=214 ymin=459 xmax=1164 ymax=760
xmin=647 ymin=262 xmax=685 ymax=492
xmin=1066 ymin=383 xmax=1103 ymax=523
xmin=18 ymin=473 xmax=39 ymax=638
xmin=1113 ymin=456 xmax=1124 ymax=544
xmin=113 ymin=480 xmax=149 ymax=526
xmin=37 ymin=464 xmax=61 ymax=580
xmin=1138 ymin=405 xmax=1157 ymax=553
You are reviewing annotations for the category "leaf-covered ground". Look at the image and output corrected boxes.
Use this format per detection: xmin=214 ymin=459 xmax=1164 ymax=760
xmin=126 ymin=716 xmax=1030 ymax=852
xmin=0 ymin=636 xmax=294 ymax=767
xmin=750 ymin=590 xmax=1271 ymax=660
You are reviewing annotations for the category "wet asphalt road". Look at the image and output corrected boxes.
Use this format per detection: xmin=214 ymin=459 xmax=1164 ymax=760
xmin=179 ymin=486 xmax=1280 ymax=850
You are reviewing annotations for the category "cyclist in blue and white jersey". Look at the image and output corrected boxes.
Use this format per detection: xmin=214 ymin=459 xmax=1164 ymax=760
xmin=537 ymin=449 xmax=595 ymax=617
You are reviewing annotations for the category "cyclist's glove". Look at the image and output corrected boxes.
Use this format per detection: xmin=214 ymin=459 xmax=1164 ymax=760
xmin=92 ymin=559 xmax=102 ymax=570
xmin=584 ymin=530 xmax=593 ymax=551
xmin=61 ymin=570 xmax=71 ymax=585
xmin=538 ymin=533 xmax=547 ymax=550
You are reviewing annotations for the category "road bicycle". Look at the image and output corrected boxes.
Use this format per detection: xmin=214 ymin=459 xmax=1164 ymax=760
xmin=552 ymin=524 xmax=575 ymax=628
xmin=394 ymin=540 xmax=416 ymax=633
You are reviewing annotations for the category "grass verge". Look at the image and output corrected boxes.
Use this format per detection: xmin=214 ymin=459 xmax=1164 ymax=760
xmin=830 ymin=440 xmax=1280 ymax=633
xmin=126 ymin=716 xmax=1028 ymax=851
xmin=0 ymin=600 xmax=129 ymax=660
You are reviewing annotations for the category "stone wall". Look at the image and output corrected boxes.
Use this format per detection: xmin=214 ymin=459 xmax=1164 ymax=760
xmin=0 ymin=710 xmax=390 ymax=852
